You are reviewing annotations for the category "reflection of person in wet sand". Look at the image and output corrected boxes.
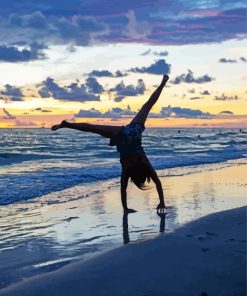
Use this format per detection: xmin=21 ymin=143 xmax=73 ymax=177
xmin=122 ymin=212 xmax=130 ymax=244
xmin=52 ymin=75 xmax=169 ymax=213
xmin=157 ymin=212 xmax=167 ymax=233
xmin=123 ymin=211 xmax=167 ymax=244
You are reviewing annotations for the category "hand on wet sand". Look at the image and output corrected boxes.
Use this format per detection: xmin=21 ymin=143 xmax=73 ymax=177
xmin=156 ymin=202 xmax=167 ymax=213
xmin=124 ymin=208 xmax=137 ymax=213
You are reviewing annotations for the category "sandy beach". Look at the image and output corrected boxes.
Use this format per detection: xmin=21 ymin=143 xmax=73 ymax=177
xmin=0 ymin=161 xmax=246 ymax=295
xmin=1 ymin=206 xmax=246 ymax=296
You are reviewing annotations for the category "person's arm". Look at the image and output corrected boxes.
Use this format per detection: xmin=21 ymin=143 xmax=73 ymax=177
xmin=130 ymin=74 xmax=169 ymax=125
xmin=154 ymin=177 xmax=166 ymax=210
xmin=120 ymin=172 xmax=128 ymax=210
xmin=149 ymin=164 xmax=166 ymax=211
xmin=120 ymin=171 xmax=136 ymax=212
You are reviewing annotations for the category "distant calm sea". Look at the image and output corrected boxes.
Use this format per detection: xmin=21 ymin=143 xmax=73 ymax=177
xmin=0 ymin=128 xmax=246 ymax=205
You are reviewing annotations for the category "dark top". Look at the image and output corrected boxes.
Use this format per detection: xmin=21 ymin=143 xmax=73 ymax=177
xmin=109 ymin=122 xmax=145 ymax=160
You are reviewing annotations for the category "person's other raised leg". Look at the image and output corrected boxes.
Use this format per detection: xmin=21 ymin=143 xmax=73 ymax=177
xmin=131 ymin=74 xmax=169 ymax=125
xmin=51 ymin=120 xmax=121 ymax=139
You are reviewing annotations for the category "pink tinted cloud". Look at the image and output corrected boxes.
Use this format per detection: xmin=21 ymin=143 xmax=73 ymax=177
xmin=188 ymin=10 xmax=219 ymax=17
xmin=15 ymin=119 xmax=37 ymax=126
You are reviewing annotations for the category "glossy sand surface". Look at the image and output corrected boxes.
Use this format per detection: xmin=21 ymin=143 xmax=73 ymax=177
xmin=0 ymin=161 xmax=246 ymax=290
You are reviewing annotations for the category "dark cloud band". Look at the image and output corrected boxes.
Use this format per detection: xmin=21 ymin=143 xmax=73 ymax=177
xmin=0 ymin=0 xmax=245 ymax=53
xmin=75 ymin=105 xmax=213 ymax=119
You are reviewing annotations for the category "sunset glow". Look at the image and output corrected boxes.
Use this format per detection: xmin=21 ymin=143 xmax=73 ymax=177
xmin=0 ymin=1 xmax=246 ymax=128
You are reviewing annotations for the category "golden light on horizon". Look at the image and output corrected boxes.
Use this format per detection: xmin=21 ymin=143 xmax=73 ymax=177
xmin=1 ymin=114 xmax=246 ymax=129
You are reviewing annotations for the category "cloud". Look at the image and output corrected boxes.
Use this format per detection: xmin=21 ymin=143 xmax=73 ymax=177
xmin=219 ymin=57 xmax=247 ymax=63
xmin=34 ymin=108 xmax=52 ymax=112
xmin=0 ymin=43 xmax=47 ymax=62
xmin=219 ymin=111 xmax=234 ymax=115
xmin=3 ymin=11 xmax=107 ymax=47
xmin=240 ymin=57 xmax=247 ymax=62
xmin=114 ymin=95 xmax=126 ymax=102
xmin=201 ymin=90 xmax=211 ymax=95
xmin=75 ymin=105 xmax=213 ymax=119
xmin=2 ymin=108 xmax=16 ymax=119
xmin=88 ymin=70 xmax=127 ymax=77
xmin=110 ymin=118 xmax=120 ymax=121
xmin=154 ymin=105 xmax=213 ymax=118
xmin=85 ymin=77 xmax=104 ymax=94
xmin=103 ymin=106 xmax=136 ymax=118
xmin=15 ymin=119 xmax=37 ymax=126
xmin=75 ymin=105 xmax=135 ymax=118
xmin=66 ymin=45 xmax=77 ymax=53
xmin=39 ymin=77 xmax=100 ymax=102
xmin=125 ymin=10 xmax=152 ymax=40
xmin=110 ymin=79 xmax=145 ymax=100
xmin=0 ymin=2 xmax=246 ymax=49
xmin=219 ymin=58 xmax=237 ymax=63
xmin=141 ymin=49 xmax=151 ymax=56
xmin=130 ymin=59 xmax=171 ymax=75
xmin=153 ymin=51 xmax=169 ymax=57
xmin=214 ymin=94 xmax=239 ymax=101
xmin=171 ymin=70 xmax=214 ymax=84
xmin=140 ymin=49 xmax=168 ymax=56
xmin=0 ymin=84 xmax=24 ymax=101
xmin=75 ymin=108 xmax=102 ymax=118
xmin=189 ymin=96 xmax=201 ymax=100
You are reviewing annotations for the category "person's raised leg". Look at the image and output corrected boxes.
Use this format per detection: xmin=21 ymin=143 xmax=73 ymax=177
xmin=51 ymin=120 xmax=121 ymax=138
xmin=131 ymin=74 xmax=169 ymax=125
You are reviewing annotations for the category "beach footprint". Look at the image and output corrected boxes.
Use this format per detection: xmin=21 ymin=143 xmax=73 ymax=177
xmin=62 ymin=216 xmax=79 ymax=222
xmin=205 ymin=231 xmax=217 ymax=236
xmin=197 ymin=235 xmax=212 ymax=241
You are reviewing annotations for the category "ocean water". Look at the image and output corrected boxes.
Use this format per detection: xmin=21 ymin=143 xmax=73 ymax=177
xmin=0 ymin=127 xmax=247 ymax=290
xmin=0 ymin=127 xmax=246 ymax=205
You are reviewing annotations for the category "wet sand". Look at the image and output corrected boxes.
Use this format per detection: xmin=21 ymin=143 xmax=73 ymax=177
xmin=0 ymin=206 xmax=246 ymax=296
xmin=0 ymin=161 xmax=246 ymax=293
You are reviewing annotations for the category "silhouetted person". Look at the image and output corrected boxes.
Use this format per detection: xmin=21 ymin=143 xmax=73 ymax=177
xmin=52 ymin=75 xmax=169 ymax=213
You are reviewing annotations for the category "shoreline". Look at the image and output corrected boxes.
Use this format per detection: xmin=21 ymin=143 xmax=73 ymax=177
xmin=1 ymin=157 xmax=245 ymax=205
xmin=0 ymin=161 xmax=246 ymax=292
xmin=1 ymin=206 xmax=246 ymax=296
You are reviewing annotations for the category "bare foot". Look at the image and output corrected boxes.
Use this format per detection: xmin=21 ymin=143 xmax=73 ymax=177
xmin=161 ymin=74 xmax=169 ymax=86
xmin=51 ymin=120 xmax=67 ymax=131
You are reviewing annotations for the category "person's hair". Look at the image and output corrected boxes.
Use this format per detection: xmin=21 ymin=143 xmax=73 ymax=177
xmin=127 ymin=162 xmax=151 ymax=190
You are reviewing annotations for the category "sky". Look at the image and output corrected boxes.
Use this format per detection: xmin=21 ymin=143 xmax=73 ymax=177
xmin=0 ymin=0 xmax=246 ymax=128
